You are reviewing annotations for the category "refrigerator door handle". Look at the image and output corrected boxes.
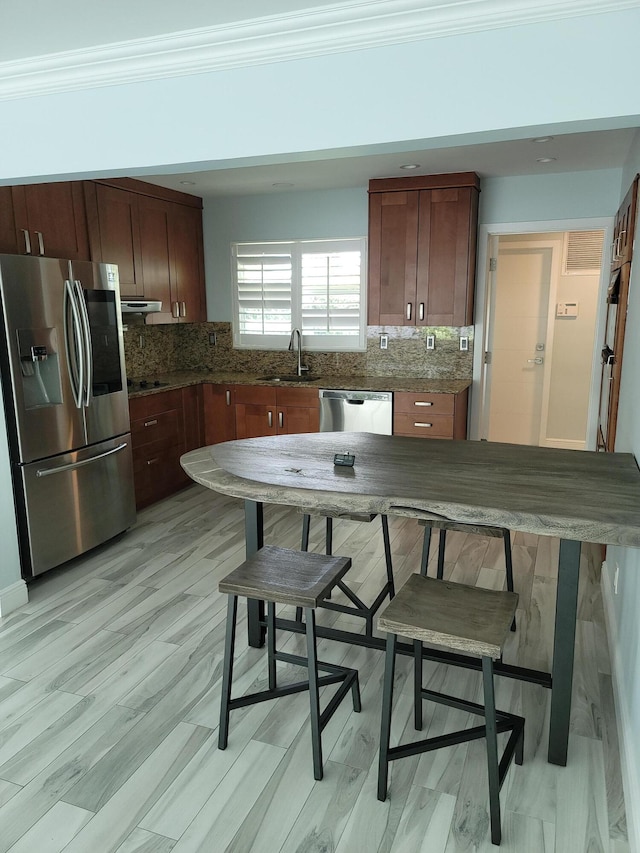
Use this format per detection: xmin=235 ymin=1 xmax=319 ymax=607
xmin=74 ymin=279 xmax=93 ymax=406
xmin=63 ymin=279 xmax=84 ymax=409
xmin=35 ymin=442 xmax=128 ymax=477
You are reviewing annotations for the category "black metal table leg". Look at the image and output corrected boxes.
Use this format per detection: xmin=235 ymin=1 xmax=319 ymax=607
xmin=548 ymin=537 xmax=581 ymax=765
xmin=245 ymin=499 xmax=266 ymax=647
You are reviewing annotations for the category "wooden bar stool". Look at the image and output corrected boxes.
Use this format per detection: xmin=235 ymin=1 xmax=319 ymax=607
xmin=377 ymin=574 xmax=524 ymax=846
xmin=298 ymin=511 xmax=395 ymax=635
xmin=419 ymin=519 xmax=516 ymax=630
xmin=218 ymin=545 xmax=362 ymax=780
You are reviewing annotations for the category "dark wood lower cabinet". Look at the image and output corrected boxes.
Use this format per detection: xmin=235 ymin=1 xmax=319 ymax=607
xmin=234 ymin=385 xmax=319 ymax=439
xmin=129 ymin=386 xmax=202 ymax=509
xmin=393 ymin=390 xmax=468 ymax=439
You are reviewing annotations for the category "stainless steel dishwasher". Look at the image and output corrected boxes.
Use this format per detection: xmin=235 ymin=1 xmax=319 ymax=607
xmin=319 ymin=389 xmax=393 ymax=434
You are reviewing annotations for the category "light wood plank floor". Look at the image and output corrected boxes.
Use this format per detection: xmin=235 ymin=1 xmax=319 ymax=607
xmin=0 ymin=484 xmax=629 ymax=852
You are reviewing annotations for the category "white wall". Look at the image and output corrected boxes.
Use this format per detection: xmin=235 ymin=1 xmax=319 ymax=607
xmin=603 ymin=130 xmax=640 ymax=853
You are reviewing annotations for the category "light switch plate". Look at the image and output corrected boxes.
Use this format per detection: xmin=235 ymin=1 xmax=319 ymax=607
xmin=459 ymin=336 xmax=469 ymax=351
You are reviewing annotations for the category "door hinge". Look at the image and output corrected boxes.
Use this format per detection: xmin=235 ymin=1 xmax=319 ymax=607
xmin=484 ymin=351 xmax=492 ymax=364
xmin=489 ymin=257 xmax=497 ymax=272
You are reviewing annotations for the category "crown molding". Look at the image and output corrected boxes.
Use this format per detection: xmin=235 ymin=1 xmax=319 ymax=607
xmin=0 ymin=0 xmax=638 ymax=101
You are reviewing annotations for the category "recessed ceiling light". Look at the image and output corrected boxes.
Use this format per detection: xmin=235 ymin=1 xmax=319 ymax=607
xmin=536 ymin=157 xmax=557 ymax=163
xmin=532 ymin=136 xmax=554 ymax=143
xmin=179 ymin=180 xmax=196 ymax=186
xmin=272 ymin=182 xmax=294 ymax=188
xmin=399 ymin=164 xmax=420 ymax=170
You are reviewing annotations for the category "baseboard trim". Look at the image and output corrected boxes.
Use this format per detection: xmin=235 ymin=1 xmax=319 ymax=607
xmin=601 ymin=560 xmax=640 ymax=853
xmin=0 ymin=579 xmax=29 ymax=617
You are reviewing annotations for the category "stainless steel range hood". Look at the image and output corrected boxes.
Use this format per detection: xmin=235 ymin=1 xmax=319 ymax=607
xmin=120 ymin=300 xmax=162 ymax=314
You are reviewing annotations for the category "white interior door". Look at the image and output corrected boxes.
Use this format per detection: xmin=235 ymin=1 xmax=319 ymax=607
xmin=485 ymin=243 xmax=555 ymax=444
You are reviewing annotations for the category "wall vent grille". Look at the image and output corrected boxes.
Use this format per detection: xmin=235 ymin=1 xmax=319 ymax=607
xmin=563 ymin=230 xmax=605 ymax=274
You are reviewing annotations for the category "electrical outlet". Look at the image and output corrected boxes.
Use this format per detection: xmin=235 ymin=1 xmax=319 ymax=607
xmin=209 ymin=332 xmax=217 ymax=346
xmin=614 ymin=563 xmax=620 ymax=594
xmin=380 ymin=334 xmax=388 ymax=350
xmin=426 ymin=335 xmax=435 ymax=350
xmin=459 ymin=336 xmax=469 ymax=351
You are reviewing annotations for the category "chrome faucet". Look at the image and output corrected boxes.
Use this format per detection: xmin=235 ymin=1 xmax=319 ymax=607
xmin=288 ymin=328 xmax=309 ymax=377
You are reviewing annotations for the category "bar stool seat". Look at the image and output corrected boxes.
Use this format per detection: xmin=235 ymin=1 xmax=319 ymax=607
xmin=376 ymin=574 xmax=524 ymax=846
xmin=419 ymin=518 xmax=516 ymax=631
xmin=218 ymin=545 xmax=362 ymax=780
xmin=299 ymin=510 xmax=395 ymax=635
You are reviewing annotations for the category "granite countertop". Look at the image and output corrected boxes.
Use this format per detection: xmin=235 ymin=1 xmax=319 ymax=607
xmin=127 ymin=370 xmax=472 ymax=398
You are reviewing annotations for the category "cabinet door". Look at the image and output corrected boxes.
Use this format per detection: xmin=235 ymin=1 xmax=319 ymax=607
xmin=0 ymin=187 xmax=19 ymax=253
xmin=138 ymin=196 xmax=174 ymax=323
xmin=169 ymin=204 xmax=206 ymax=323
xmin=277 ymin=405 xmax=319 ymax=434
xmin=235 ymin=386 xmax=277 ymax=439
xmin=416 ymin=187 xmax=478 ymax=326
xmin=611 ymin=175 xmax=638 ymax=270
xmin=11 ymin=182 xmax=89 ymax=260
xmin=203 ymin=384 xmax=236 ymax=445
xmin=88 ymin=183 xmax=143 ymax=296
xmin=368 ymin=191 xmax=419 ymax=325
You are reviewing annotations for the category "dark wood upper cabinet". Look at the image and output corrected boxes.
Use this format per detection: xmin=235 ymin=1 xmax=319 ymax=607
xmin=86 ymin=178 xmax=206 ymax=319
xmin=85 ymin=182 xmax=143 ymax=296
xmin=611 ymin=174 xmax=638 ymax=270
xmin=0 ymin=186 xmax=19 ymax=254
xmin=368 ymin=173 xmax=479 ymax=327
xmin=7 ymin=182 xmax=89 ymax=260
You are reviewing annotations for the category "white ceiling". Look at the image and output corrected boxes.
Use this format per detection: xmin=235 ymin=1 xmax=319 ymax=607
xmin=143 ymin=127 xmax=637 ymax=198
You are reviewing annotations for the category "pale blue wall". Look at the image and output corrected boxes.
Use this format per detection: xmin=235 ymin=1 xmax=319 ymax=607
xmin=479 ymin=169 xmax=623 ymax=225
xmin=204 ymin=187 xmax=368 ymax=320
xmin=2 ymin=10 xmax=640 ymax=184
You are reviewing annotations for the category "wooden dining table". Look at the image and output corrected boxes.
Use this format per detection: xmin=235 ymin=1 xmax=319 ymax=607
xmin=181 ymin=431 xmax=640 ymax=767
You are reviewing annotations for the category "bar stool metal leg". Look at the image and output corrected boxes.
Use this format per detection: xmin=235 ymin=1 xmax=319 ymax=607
xmin=267 ymin=601 xmax=277 ymax=690
xmin=377 ymin=632 xmax=397 ymax=801
xmin=436 ymin=529 xmax=447 ymax=579
xmin=420 ymin=526 xmax=432 ymax=577
xmin=305 ymin=607 xmax=323 ymax=780
xmin=482 ymin=655 xmax=502 ymax=845
xmin=381 ymin=515 xmax=395 ymax=597
xmin=219 ymin=594 xmax=238 ymax=750
xmin=414 ymin=639 xmax=423 ymax=731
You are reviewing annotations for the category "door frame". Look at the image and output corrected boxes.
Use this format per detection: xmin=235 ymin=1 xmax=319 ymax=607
xmin=469 ymin=217 xmax=614 ymax=448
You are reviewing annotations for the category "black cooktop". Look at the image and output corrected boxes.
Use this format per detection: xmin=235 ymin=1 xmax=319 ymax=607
xmin=127 ymin=378 xmax=169 ymax=391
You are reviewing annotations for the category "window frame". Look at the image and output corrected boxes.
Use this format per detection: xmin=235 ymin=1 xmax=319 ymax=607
xmin=231 ymin=237 xmax=367 ymax=352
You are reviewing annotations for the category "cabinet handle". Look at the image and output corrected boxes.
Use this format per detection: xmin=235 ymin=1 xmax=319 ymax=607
xmin=406 ymin=302 xmax=412 ymax=321
xmin=172 ymin=302 xmax=180 ymax=318
xmin=180 ymin=301 xmax=187 ymax=317
xmin=419 ymin=302 xmax=424 ymax=321
xmin=414 ymin=422 xmax=433 ymax=428
xmin=146 ymin=457 xmax=159 ymax=465
xmin=21 ymin=229 xmax=32 ymax=254
xmin=144 ymin=419 xmax=158 ymax=427
xmin=268 ymin=410 xmax=273 ymax=428
xmin=414 ymin=401 xmax=433 ymax=407
xmin=618 ymin=230 xmax=626 ymax=257
xmin=278 ymin=411 xmax=283 ymax=428
xmin=35 ymin=231 xmax=45 ymax=255
xmin=225 ymin=389 xmax=231 ymax=406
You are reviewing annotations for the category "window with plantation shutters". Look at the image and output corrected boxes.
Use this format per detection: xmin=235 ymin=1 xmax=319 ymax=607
xmin=232 ymin=238 xmax=366 ymax=351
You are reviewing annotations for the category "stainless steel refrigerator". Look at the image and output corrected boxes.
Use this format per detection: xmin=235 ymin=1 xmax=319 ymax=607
xmin=0 ymin=254 xmax=136 ymax=579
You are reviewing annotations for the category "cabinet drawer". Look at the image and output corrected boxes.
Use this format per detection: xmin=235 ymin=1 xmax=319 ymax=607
xmin=393 ymin=413 xmax=455 ymax=438
xmin=131 ymin=409 xmax=180 ymax=450
xmin=276 ymin=386 xmax=320 ymax=408
xmin=132 ymin=437 xmax=183 ymax=508
xmin=235 ymin=385 xmax=277 ymax=406
xmin=394 ymin=392 xmax=455 ymax=416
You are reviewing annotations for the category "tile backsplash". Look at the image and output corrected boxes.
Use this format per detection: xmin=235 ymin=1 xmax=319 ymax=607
xmin=123 ymin=321 xmax=473 ymax=380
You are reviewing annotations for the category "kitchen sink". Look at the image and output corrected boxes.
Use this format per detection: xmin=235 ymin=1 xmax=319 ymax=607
xmin=258 ymin=374 xmax=321 ymax=383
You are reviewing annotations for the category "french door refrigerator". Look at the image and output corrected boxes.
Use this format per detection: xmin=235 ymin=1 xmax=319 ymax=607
xmin=0 ymin=254 xmax=136 ymax=579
